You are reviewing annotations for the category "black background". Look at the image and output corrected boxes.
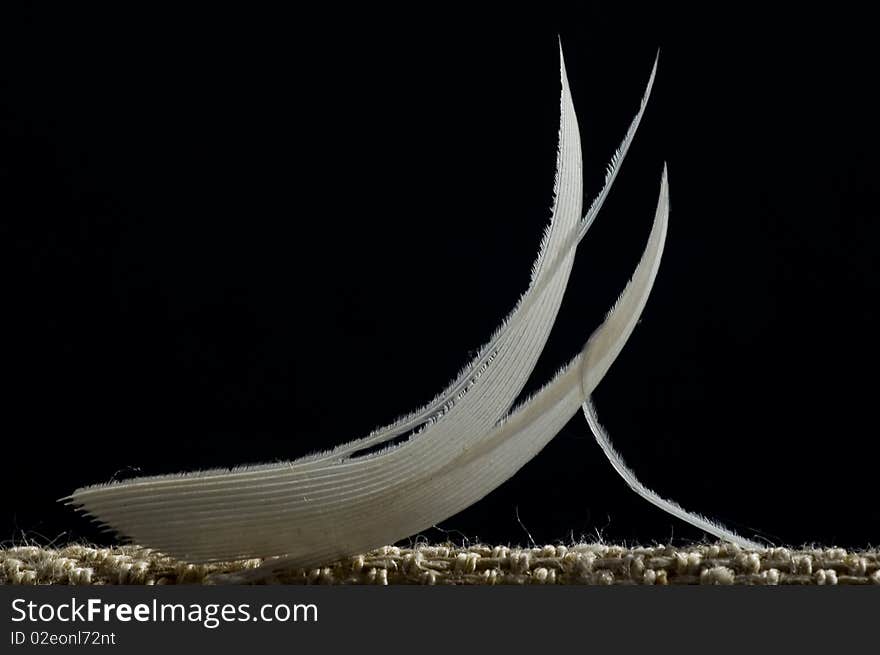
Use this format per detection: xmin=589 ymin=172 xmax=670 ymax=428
xmin=2 ymin=5 xmax=878 ymax=550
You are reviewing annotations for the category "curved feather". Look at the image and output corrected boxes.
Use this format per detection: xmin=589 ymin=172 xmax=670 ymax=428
xmin=64 ymin=48 xmax=678 ymax=573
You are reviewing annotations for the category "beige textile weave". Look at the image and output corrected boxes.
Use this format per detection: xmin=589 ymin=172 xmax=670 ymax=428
xmin=2 ymin=542 xmax=879 ymax=585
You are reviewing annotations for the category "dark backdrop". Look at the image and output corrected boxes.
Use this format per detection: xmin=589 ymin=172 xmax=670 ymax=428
xmin=2 ymin=5 xmax=878 ymax=550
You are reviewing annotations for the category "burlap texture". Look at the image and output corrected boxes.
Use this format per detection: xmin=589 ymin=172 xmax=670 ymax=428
xmin=2 ymin=542 xmax=878 ymax=585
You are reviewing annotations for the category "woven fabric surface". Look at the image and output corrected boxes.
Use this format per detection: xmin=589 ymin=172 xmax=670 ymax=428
xmin=2 ymin=543 xmax=879 ymax=585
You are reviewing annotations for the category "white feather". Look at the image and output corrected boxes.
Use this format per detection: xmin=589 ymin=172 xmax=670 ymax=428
xmin=63 ymin=47 xmax=749 ymax=580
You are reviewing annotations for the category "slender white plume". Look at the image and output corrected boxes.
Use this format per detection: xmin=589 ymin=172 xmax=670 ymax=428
xmin=583 ymin=398 xmax=760 ymax=549
xmin=64 ymin=45 xmax=753 ymax=580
